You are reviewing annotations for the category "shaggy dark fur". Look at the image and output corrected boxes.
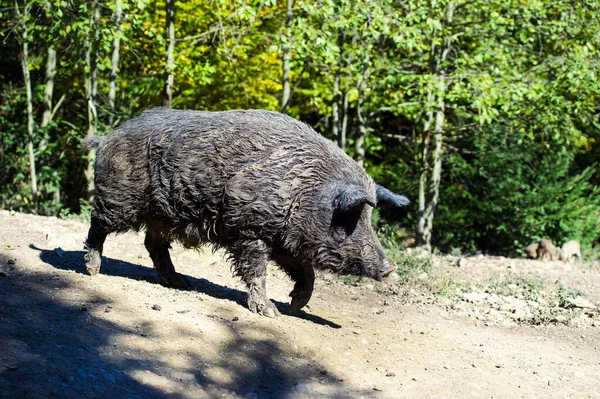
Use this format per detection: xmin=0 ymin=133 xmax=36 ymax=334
xmin=84 ymin=108 xmax=409 ymax=317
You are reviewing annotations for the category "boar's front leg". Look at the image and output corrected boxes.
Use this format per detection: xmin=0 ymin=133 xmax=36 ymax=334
xmin=231 ymin=240 xmax=280 ymax=318
xmin=288 ymin=267 xmax=315 ymax=313
xmin=144 ymin=227 xmax=192 ymax=289
xmin=84 ymin=215 xmax=108 ymax=275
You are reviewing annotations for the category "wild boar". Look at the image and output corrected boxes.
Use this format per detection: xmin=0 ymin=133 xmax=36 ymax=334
xmin=84 ymin=108 xmax=409 ymax=317
xmin=559 ymin=240 xmax=581 ymax=263
xmin=537 ymin=239 xmax=557 ymax=261
xmin=525 ymin=243 xmax=539 ymax=259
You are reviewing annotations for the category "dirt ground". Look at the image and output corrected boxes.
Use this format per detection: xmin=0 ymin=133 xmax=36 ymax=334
xmin=1 ymin=210 xmax=599 ymax=399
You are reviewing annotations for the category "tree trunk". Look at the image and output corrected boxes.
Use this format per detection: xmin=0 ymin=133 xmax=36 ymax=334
xmin=417 ymin=78 xmax=445 ymax=251
xmin=332 ymin=73 xmax=340 ymax=146
xmin=333 ymin=30 xmax=345 ymax=149
xmin=41 ymin=47 xmax=56 ymax=128
xmin=416 ymin=84 xmax=434 ymax=250
xmin=84 ymin=0 xmax=101 ymax=200
xmin=339 ymin=90 xmax=348 ymax=151
xmin=17 ymin=0 xmax=38 ymax=200
xmin=280 ymin=0 xmax=293 ymax=113
xmin=416 ymin=2 xmax=454 ymax=251
xmin=163 ymin=0 xmax=175 ymax=108
xmin=108 ymin=0 xmax=123 ymax=125
xmin=424 ymin=77 xmax=445 ymax=245
xmin=355 ymin=56 xmax=371 ymax=167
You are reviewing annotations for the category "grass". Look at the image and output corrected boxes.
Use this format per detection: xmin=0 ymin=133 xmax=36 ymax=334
xmin=485 ymin=274 xmax=547 ymax=302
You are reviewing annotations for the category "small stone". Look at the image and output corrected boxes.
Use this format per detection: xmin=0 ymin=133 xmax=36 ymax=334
xmin=386 ymin=371 xmax=395 ymax=377
xmin=412 ymin=377 xmax=418 ymax=381
xmin=457 ymin=258 xmax=467 ymax=267
xmin=80 ymin=306 xmax=88 ymax=312
xmin=295 ymin=384 xmax=311 ymax=394
xmin=105 ymin=306 xmax=112 ymax=313
xmin=151 ymin=304 xmax=162 ymax=311
xmin=7 ymin=259 xmax=15 ymax=265
xmin=54 ymin=248 xmax=65 ymax=258
xmin=232 ymin=316 xmax=239 ymax=322
xmin=0 ymin=271 xmax=7 ymax=277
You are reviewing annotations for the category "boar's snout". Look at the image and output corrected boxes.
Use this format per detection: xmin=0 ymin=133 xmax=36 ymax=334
xmin=374 ymin=260 xmax=397 ymax=281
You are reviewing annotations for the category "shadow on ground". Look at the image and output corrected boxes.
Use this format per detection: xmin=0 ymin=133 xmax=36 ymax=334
xmin=33 ymin=246 xmax=341 ymax=328
xmin=0 ymin=253 xmax=359 ymax=399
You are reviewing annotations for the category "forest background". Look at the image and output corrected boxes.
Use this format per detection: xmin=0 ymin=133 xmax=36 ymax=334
xmin=1 ymin=0 xmax=599 ymax=257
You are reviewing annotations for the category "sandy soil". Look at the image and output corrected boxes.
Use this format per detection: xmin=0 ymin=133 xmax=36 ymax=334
xmin=1 ymin=210 xmax=599 ymax=398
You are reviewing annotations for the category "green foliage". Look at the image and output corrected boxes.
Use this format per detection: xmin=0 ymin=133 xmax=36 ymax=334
xmin=487 ymin=274 xmax=546 ymax=302
xmin=433 ymin=128 xmax=600 ymax=255
xmin=555 ymin=280 xmax=586 ymax=309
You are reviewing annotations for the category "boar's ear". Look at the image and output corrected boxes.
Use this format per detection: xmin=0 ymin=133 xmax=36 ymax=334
xmin=335 ymin=186 xmax=376 ymax=211
xmin=376 ymin=185 xmax=410 ymax=207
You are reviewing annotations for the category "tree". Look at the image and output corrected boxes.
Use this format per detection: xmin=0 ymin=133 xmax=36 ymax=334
xmin=163 ymin=0 xmax=175 ymax=108
xmin=14 ymin=0 xmax=38 ymax=200
xmin=84 ymin=0 xmax=102 ymax=198
xmin=108 ymin=0 xmax=123 ymax=124
xmin=279 ymin=0 xmax=293 ymax=113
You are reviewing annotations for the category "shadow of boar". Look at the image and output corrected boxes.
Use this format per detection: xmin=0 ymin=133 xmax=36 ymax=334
xmin=84 ymin=108 xmax=409 ymax=317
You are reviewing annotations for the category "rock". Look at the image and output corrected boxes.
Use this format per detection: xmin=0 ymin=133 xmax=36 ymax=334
xmin=463 ymin=293 xmax=489 ymax=304
xmin=457 ymin=258 xmax=467 ymax=267
xmin=151 ymin=304 xmax=162 ymax=311
xmin=386 ymin=371 xmax=396 ymax=377
xmin=565 ymin=297 xmax=596 ymax=310
xmin=232 ymin=316 xmax=239 ymax=322
xmin=54 ymin=247 xmax=65 ymax=258
xmin=7 ymin=259 xmax=15 ymax=265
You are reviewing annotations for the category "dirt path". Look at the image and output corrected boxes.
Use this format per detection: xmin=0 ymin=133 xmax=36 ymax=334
xmin=1 ymin=211 xmax=599 ymax=398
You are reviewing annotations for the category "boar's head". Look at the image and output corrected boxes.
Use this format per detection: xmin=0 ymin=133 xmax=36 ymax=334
xmin=288 ymin=181 xmax=409 ymax=281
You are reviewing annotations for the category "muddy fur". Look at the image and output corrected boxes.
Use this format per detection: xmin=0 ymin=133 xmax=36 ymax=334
xmin=84 ymin=108 xmax=408 ymax=316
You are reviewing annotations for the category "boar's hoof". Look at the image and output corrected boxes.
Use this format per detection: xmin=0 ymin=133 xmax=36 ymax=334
xmin=159 ymin=273 xmax=192 ymax=289
xmin=289 ymin=289 xmax=312 ymax=313
xmin=84 ymin=249 xmax=102 ymax=276
xmin=248 ymin=295 xmax=280 ymax=318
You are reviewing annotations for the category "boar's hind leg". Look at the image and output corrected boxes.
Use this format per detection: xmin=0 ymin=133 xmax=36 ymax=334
xmin=144 ymin=227 xmax=192 ymax=289
xmin=232 ymin=240 xmax=280 ymax=318
xmin=84 ymin=216 xmax=108 ymax=275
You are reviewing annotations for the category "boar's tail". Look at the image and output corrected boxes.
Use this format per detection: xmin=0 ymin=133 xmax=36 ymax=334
xmin=83 ymin=135 xmax=105 ymax=150
xmin=376 ymin=184 xmax=410 ymax=207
